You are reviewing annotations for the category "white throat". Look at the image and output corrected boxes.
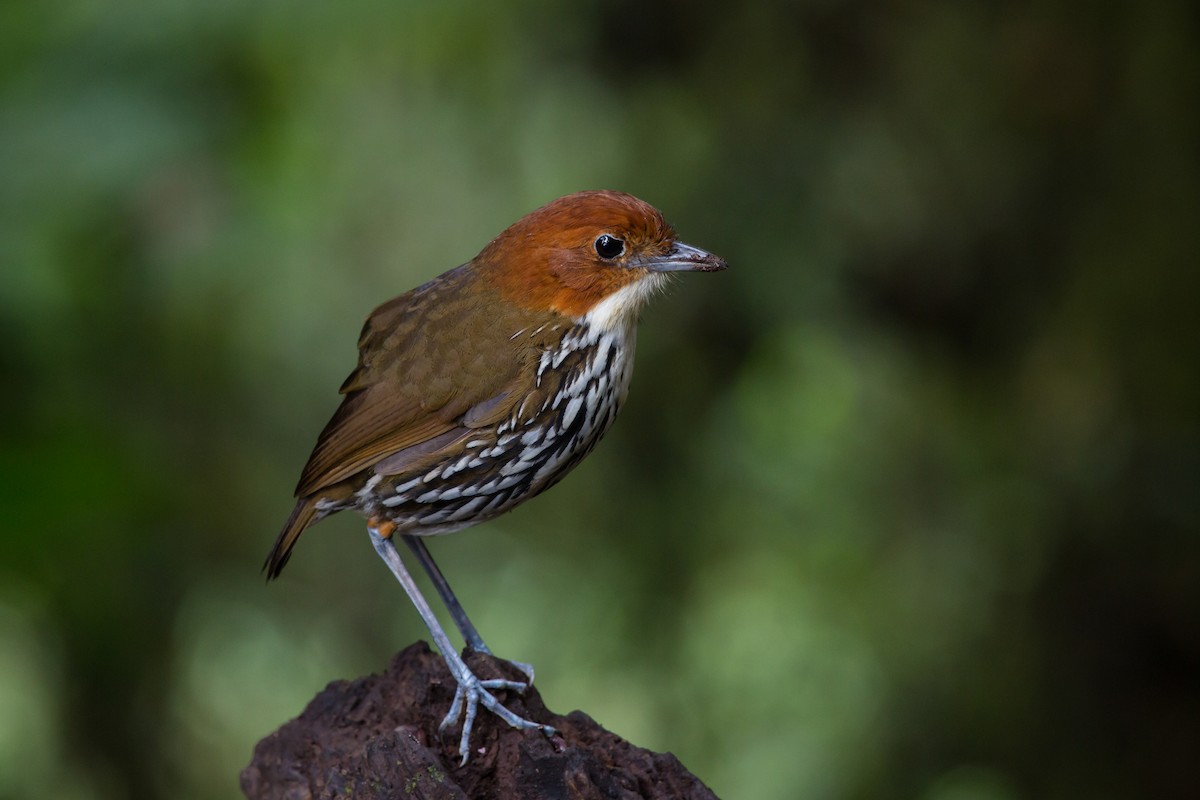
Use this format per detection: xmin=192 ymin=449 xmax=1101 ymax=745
xmin=581 ymin=273 xmax=669 ymax=333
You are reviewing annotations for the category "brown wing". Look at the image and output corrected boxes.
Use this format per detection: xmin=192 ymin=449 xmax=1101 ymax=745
xmin=294 ymin=263 xmax=540 ymax=497
xmin=265 ymin=263 xmax=566 ymax=580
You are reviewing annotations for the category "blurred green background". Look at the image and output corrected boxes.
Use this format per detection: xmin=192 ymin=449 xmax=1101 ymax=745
xmin=1 ymin=1 xmax=1197 ymax=798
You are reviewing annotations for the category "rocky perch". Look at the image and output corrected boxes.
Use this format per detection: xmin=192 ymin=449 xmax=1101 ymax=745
xmin=241 ymin=642 xmax=719 ymax=799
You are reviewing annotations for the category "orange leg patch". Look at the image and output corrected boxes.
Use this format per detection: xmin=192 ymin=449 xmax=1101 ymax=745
xmin=368 ymin=516 xmax=397 ymax=539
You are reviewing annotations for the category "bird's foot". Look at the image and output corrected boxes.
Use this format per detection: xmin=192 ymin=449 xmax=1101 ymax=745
xmin=464 ymin=648 xmax=535 ymax=685
xmin=439 ymin=658 xmax=556 ymax=765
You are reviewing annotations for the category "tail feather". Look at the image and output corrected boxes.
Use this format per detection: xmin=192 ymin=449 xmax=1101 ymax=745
xmin=264 ymin=498 xmax=320 ymax=580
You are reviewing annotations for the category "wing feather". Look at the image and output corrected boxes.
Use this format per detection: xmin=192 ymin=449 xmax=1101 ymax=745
xmin=293 ymin=264 xmax=553 ymax=497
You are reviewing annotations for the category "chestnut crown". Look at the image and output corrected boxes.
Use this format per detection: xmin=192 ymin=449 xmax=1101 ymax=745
xmin=478 ymin=190 xmax=727 ymax=319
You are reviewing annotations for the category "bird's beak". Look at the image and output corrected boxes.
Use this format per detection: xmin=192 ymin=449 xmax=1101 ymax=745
xmin=638 ymin=241 xmax=728 ymax=273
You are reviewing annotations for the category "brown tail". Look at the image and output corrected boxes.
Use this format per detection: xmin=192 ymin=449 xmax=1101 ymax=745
xmin=263 ymin=498 xmax=320 ymax=580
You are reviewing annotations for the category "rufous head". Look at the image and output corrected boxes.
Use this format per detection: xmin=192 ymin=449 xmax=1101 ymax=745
xmin=479 ymin=190 xmax=726 ymax=326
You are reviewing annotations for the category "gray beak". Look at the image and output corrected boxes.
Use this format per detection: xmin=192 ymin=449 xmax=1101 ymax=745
xmin=639 ymin=241 xmax=728 ymax=273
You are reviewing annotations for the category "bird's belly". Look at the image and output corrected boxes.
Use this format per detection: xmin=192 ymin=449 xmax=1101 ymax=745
xmin=359 ymin=325 xmax=636 ymax=535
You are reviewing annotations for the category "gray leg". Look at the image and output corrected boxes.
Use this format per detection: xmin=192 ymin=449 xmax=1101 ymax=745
xmin=402 ymin=534 xmax=536 ymax=684
xmin=402 ymin=535 xmax=489 ymax=653
xmin=368 ymin=527 xmax=555 ymax=764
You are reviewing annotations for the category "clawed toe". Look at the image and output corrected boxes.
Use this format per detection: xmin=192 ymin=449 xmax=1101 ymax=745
xmin=440 ymin=669 xmax=556 ymax=765
xmin=480 ymin=678 xmax=528 ymax=693
xmin=507 ymin=659 xmax=536 ymax=684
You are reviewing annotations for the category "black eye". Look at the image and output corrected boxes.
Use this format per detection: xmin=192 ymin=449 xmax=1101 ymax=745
xmin=594 ymin=234 xmax=625 ymax=260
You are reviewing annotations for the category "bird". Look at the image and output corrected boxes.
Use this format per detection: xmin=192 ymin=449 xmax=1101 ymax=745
xmin=265 ymin=190 xmax=726 ymax=764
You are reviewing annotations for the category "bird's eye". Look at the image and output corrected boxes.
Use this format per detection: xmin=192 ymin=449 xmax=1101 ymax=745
xmin=594 ymin=234 xmax=625 ymax=260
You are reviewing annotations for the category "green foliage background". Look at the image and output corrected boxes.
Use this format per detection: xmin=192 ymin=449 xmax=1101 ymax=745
xmin=1 ymin=2 xmax=1197 ymax=798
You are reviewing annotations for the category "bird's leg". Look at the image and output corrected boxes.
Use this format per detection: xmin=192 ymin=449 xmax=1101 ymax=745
xmin=401 ymin=535 xmax=489 ymax=653
xmin=368 ymin=525 xmax=555 ymax=765
xmin=401 ymin=534 xmax=536 ymax=684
